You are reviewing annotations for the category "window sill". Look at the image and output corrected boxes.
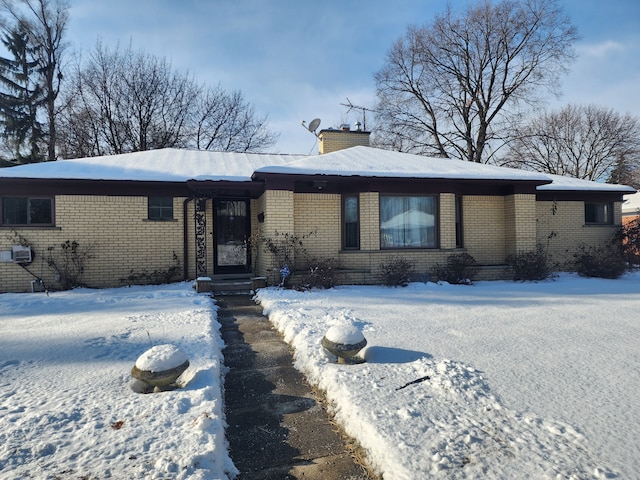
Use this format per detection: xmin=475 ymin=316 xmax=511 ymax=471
xmin=339 ymin=247 xmax=463 ymax=254
xmin=0 ymin=225 xmax=60 ymax=230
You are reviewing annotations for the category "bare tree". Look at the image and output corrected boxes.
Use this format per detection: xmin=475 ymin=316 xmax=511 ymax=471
xmin=58 ymin=42 xmax=197 ymax=157
xmin=1 ymin=0 xmax=69 ymax=161
xmin=502 ymin=104 xmax=640 ymax=183
xmin=193 ymin=86 xmax=278 ymax=153
xmin=374 ymin=0 xmax=577 ymax=163
xmin=58 ymin=42 xmax=278 ymax=158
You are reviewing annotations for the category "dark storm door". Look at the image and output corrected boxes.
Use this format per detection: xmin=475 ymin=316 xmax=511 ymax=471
xmin=213 ymin=199 xmax=250 ymax=274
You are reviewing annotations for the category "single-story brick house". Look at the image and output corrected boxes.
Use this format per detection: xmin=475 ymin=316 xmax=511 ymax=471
xmin=0 ymin=129 xmax=635 ymax=292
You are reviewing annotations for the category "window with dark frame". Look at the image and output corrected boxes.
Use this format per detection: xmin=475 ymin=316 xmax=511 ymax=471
xmin=148 ymin=197 xmax=174 ymax=221
xmin=1 ymin=197 xmax=53 ymax=226
xmin=584 ymin=202 xmax=612 ymax=224
xmin=380 ymin=195 xmax=437 ymax=248
xmin=342 ymin=194 xmax=360 ymax=250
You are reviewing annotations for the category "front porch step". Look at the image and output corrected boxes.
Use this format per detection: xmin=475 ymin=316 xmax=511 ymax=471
xmin=212 ymin=280 xmax=252 ymax=296
xmin=207 ymin=275 xmax=267 ymax=296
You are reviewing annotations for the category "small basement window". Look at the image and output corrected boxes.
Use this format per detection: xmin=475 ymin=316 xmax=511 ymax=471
xmin=148 ymin=197 xmax=174 ymax=221
xmin=585 ymin=202 xmax=613 ymax=225
xmin=1 ymin=197 xmax=53 ymax=226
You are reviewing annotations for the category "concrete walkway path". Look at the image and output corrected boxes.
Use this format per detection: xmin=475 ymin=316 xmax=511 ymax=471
xmin=217 ymin=295 xmax=374 ymax=480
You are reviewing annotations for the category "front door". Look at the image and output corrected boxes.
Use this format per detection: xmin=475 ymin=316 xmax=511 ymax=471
xmin=213 ymin=199 xmax=250 ymax=274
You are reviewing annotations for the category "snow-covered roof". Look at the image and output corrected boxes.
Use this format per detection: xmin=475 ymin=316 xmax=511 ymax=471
xmin=0 ymin=148 xmax=306 ymax=182
xmin=537 ymin=173 xmax=636 ymax=193
xmin=0 ymin=146 xmax=634 ymax=193
xmin=256 ymin=146 xmax=551 ymax=183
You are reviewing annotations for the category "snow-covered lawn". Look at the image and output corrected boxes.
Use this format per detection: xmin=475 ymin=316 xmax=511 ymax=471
xmin=0 ymin=283 xmax=236 ymax=480
xmin=2 ymin=274 xmax=639 ymax=479
xmin=256 ymin=273 xmax=640 ymax=479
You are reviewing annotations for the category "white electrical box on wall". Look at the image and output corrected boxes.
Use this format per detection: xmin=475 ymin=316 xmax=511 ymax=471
xmin=12 ymin=246 xmax=32 ymax=263
xmin=0 ymin=250 xmax=12 ymax=262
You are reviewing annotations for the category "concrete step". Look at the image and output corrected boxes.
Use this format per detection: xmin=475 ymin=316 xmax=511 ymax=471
xmin=211 ymin=280 xmax=253 ymax=295
xmin=196 ymin=275 xmax=268 ymax=296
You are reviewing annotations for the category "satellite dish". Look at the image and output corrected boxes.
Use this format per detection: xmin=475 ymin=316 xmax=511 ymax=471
xmin=308 ymin=118 xmax=321 ymax=133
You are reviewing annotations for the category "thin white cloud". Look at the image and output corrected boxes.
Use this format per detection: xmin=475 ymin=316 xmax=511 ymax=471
xmin=578 ymin=40 xmax=625 ymax=58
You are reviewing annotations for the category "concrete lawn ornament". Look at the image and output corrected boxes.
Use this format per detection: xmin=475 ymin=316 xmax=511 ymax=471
xmin=131 ymin=344 xmax=190 ymax=393
xmin=321 ymin=325 xmax=367 ymax=364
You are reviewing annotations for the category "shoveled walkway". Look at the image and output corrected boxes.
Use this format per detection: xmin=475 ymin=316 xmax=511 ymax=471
xmin=217 ymin=294 xmax=374 ymax=480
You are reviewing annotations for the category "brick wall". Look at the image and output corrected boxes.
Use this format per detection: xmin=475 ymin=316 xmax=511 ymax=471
xmin=1 ymin=195 xmax=185 ymax=292
xmin=318 ymin=129 xmax=371 ymax=154
xmin=359 ymin=192 xmax=380 ymax=251
xmin=294 ymin=193 xmax=341 ymax=257
xmin=252 ymin=190 xmax=513 ymax=285
xmin=537 ymin=200 xmax=622 ymax=268
xmin=2 ymin=189 xmax=623 ymax=292
xmin=504 ymin=194 xmax=537 ymax=256
xmin=440 ymin=193 xmax=456 ymax=249
xmin=462 ymin=196 xmax=506 ymax=264
xmin=253 ymin=190 xmax=295 ymax=283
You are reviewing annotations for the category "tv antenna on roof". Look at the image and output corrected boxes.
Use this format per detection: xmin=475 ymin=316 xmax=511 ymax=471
xmin=340 ymin=98 xmax=375 ymax=131
xmin=301 ymin=117 xmax=321 ymax=137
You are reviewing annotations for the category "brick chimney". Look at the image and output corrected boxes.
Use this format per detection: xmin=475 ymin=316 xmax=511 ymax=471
xmin=318 ymin=122 xmax=370 ymax=154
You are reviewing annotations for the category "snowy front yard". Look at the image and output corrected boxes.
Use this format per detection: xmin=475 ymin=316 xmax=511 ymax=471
xmin=0 ymin=284 xmax=236 ymax=480
xmin=1 ymin=274 xmax=639 ymax=479
xmin=256 ymin=273 xmax=640 ymax=479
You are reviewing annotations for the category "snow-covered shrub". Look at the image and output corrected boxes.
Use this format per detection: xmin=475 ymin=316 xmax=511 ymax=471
xmin=379 ymin=256 xmax=415 ymax=287
xmin=248 ymin=230 xmax=316 ymax=286
xmin=573 ymin=243 xmax=626 ymax=279
xmin=430 ymin=252 xmax=479 ymax=285
xmin=507 ymin=246 xmax=552 ymax=281
xmin=303 ymin=257 xmax=342 ymax=289
xmin=120 ymin=252 xmax=181 ymax=286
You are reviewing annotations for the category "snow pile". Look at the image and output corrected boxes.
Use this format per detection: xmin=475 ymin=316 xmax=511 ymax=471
xmin=256 ymin=273 xmax=640 ymax=479
xmin=0 ymin=283 xmax=237 ymax=480
xmin=324 ymin=324 xmax=365 ymax=344
xmin=135 ymin=344 xmax=189 ymax=372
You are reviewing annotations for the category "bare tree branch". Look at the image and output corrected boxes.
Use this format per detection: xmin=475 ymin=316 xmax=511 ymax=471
xmin=374 ymin=0 xmax=577 ymax=163
xmin=501 ymin=104 xmax=640 ymax=183
xmin=57 ymin=42 xmax=277 ymax=158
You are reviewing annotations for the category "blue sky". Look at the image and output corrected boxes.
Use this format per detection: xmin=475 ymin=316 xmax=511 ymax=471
xmin=66 ymin=0 xmax=640 ymax=154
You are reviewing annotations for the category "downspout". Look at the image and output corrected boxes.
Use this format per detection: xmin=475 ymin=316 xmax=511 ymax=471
xmin=183 ymin=196 xmax=194 ymax=281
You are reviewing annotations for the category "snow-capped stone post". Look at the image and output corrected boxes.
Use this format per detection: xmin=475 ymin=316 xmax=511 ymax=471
xmin=321 ymin=325 xmax=367 ymax=364
xmin=131 ymin=344 xmax=190 ymax=393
